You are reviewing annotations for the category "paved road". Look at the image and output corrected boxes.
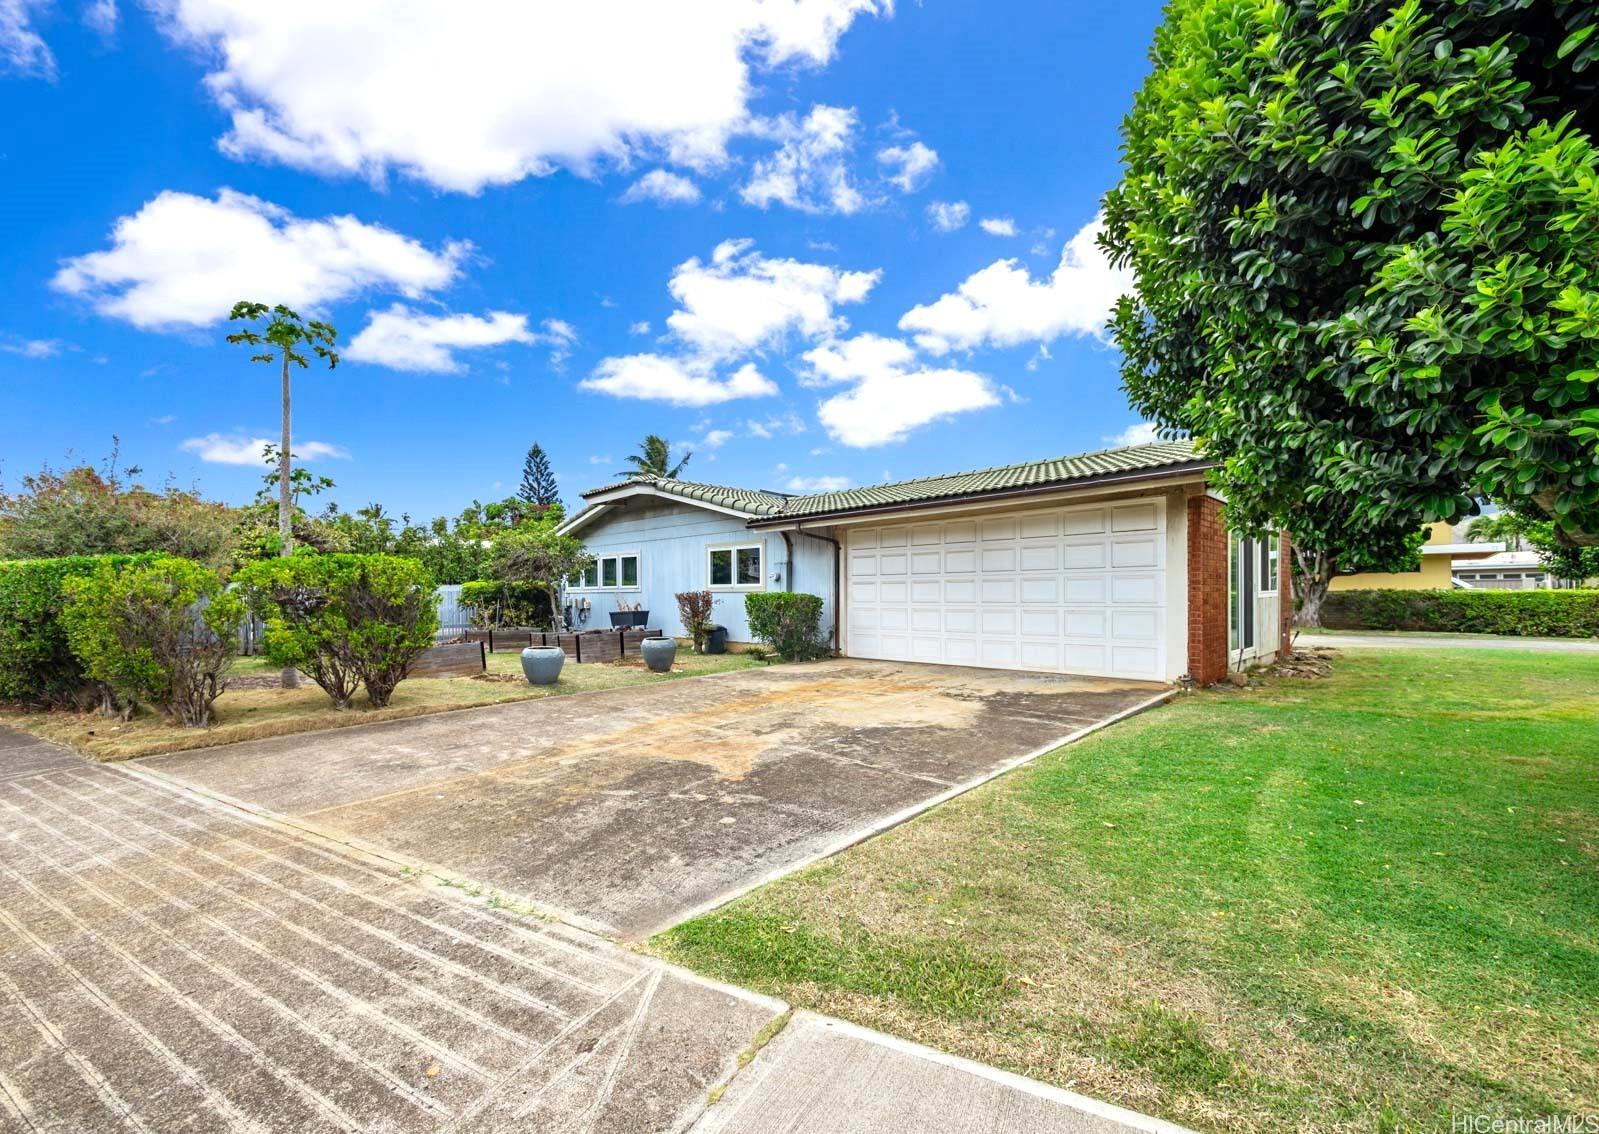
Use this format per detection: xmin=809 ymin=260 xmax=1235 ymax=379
xmin=0 ymin=721 xmax=1186 ymax=1133
xmin=1306 ymin=632 xmax=1599 ymax=653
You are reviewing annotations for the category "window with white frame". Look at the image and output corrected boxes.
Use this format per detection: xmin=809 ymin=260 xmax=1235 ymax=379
xmin=569 ymin=552 xmax=639 ymax=591
xmin=707 ymin=543 xmax=763 ymax=589
xmin=1258 ymin=534 xmax=1280 ymax=594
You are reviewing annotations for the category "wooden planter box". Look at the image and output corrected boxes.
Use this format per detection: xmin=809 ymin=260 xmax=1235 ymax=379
xmin=526 ymin=628 xmax=664 ymax=663
xmin=409 ymin=640 xmax=487 ymax=678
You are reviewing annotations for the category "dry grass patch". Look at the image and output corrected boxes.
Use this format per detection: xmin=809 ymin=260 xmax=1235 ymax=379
xmin=5 ymin=646 xmax=759 ymax=761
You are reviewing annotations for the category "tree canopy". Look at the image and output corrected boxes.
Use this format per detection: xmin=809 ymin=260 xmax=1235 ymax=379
xmin=1103 ymin=0 xmax=1599 ymax=603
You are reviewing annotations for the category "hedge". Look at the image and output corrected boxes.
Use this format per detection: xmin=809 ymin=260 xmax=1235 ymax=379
xmin=1321 ymin=588 xmax=1599 ymax=638
xmin=745 ymin=592 xmax=829 ymax=660
xmin=0 ymin=554 xmax=153 ymax=707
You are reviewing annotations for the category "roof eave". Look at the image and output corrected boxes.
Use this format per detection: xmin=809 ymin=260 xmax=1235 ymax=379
xmin=747 ymin=460 xmax=1216 ymax=529
xmin=570 ymin=481 xmax=769 ymax=525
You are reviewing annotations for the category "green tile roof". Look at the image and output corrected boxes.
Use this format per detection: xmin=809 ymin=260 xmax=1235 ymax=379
xmin=768 ymin=441 xmax=1205 ymax=521
xmin=571 ymin=442 xmax=1206 ymax=532
xmin=578 ymin=475 xmax=792 ymax=515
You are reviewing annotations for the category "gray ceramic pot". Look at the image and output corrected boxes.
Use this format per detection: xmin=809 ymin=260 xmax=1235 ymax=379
xmin=520 ymin=645 xmax=566 ymax=685
xmin=639 ymin=636 xmax=676 ymax=674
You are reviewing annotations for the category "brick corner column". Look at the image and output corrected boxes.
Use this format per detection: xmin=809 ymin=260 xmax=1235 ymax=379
xmin=1186 ymin=495 xmax=1228 ymax=687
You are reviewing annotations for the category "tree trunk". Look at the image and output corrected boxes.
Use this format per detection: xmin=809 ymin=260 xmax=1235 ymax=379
xmin=278 ymin=353 xmax=300 ymax=690
xmin=1291 ymin=546 xmax=1333 ymax=628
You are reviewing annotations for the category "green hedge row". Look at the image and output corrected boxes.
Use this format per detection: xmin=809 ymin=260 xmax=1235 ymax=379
xmin=0 ymin=554 xmax=154 ymax=707
xmin=1322 ymin=588 xmax=1599 ymax=638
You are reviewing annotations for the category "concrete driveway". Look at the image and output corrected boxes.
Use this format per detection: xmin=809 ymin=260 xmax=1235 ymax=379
xmin=144 ymin=659 xmax=1169 ymax=939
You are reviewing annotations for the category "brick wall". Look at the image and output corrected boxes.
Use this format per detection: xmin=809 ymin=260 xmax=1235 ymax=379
xmin=1186 ymin=496 xmax=1229 ymax=686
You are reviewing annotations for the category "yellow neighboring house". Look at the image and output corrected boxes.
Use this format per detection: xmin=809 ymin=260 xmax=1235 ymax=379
xmin=1329 ymin=523 xmax=1504 ymax=591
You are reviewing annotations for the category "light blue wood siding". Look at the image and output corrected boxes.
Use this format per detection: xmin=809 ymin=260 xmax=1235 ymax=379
xmin=570 ymin=500 xmax=836 ymax=644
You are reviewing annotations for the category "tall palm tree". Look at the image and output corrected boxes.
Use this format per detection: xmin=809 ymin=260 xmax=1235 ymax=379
xmin=619 ymin=434 xmax=691 ymax=479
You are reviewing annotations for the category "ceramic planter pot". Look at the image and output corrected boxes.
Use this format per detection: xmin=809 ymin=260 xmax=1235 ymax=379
xmin=520 ymin=645 xmax=565 ymax=685
xmin=639 ymin=636 xmax=676 ymax=673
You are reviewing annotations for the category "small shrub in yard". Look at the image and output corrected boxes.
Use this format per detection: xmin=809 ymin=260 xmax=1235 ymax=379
xmin=237 ymin=554 xmax=439 ymax=708
xmin=0 ymin=554 xmax=153 ymax=708
xmin=744 ymin=592 xmax=829 ymax=660
xmin=61 ymin=556 xmax=244 ymax=727
xmin=675 ymin=590 xmax=716 ymax=653
xmin=1322 ymin=588 xmax=1599 ymax=638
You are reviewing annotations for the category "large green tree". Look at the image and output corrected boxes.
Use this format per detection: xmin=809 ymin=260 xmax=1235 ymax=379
xmin=1103 ymin=0 xmax=1599 ymax=620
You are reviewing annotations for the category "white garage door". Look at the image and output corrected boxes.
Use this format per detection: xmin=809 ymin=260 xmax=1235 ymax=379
xmin=845 ymin=498 xmax=1167 ymax=680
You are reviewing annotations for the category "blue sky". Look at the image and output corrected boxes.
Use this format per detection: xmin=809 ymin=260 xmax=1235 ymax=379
xmin=0 ymin=0 xmax=1164 ymax=520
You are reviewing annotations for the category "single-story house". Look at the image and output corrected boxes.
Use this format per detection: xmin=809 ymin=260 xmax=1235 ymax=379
xmin=556 ymin=441 xmax=1285 ymax=685
xmin=1452 ymin=550 xmax=1593 ymax=590
xmin=1329 ymin=522 xmax=1503 ymax=590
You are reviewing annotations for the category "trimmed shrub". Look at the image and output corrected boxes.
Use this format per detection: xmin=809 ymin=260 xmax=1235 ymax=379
xmin=0 ymin=554 xmax=152 ymax=707
xmin=61 ymin=557 xmax=244 ymax=727
xmin=1322 ymin=589 xmax=1599 ymax=638
xmin=675 ymin=590 xmax=716 ymax=653
xmin=237 ymin=554 xmax=439 ymax=709
xmin=458 ymin=579 xmax=553 ymax=628
xmin=745 ymin=592 xmax=829 ymax=660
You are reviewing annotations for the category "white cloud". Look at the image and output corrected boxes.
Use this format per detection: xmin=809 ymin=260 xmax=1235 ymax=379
xmin=150 ymin=413 xmax=176 ymax=425
xmin=0 ymin=336 xmax=61 ymax=358
xmin=741 ymin=104 xmax=868 ymax=215
xmin=621 ymin=169 xmax=701 ymax=206
xmin=818 ymin=365 xmax=1000 ymax=447
xmin=83 ymin=0 xmax=116 ymax=37
xmin=1 ymin=0 xmax=54 ymax=77
xmin=153 ymin=1 xmax=889 ymax=194
xmin=1107 ymin=422 xmax=1161 ymax=447
xmin=978 ymin=216 xmax=1017 ymax=237
xmin=345 ymin=306 xmax=567 ymax=373
xmin=876 ymin=141 xmax=938 ymax=193
xmin=180 ymin=432 xmax=348 ymax=465
xmin=804 ymin=333 xmax=1000 ymax=447
xmin=926 ymin=200 xmax=969 ymax=233
xmin=53 ymin=189 xmax=466 ymax=329
xmin=785 ymin=474 xmax=850 ymax=492
xmin=588 ymin=454 xmax=613 ymax=464
xmin=800 ymin=332 xmax=915 ymax=386
xmin=581 ymin=355 xmax=778 ymax=407
xmin=745 ymin=411 xmax=807 ymax=438
xmin=700 ymin=428 xmax=734 ymax=449
xmin=628 ymin=320 xmax=651 ymax=336
xmin=664 ymin=238 xmax=879 ymax=361
xmin=899 ymin=212 xmax=1131 ymax=355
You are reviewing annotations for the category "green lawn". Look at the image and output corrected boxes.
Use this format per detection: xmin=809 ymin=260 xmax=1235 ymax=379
xmin=653 ymin=650 xmax=1599 ymax=1132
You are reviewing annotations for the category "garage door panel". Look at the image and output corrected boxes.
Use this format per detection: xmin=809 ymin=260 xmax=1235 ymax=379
xmin=980 ymin=547 xmax=1017 ymax=572
xmin=945 ymin=579 xmax=977 ymax=603
xmin=847 ymin=496 xmax=1167 ymax=680
xmin=1064 ymin=543 xmax=1106 ymax=570
xmin=1019 ymin=544 xmax=1059 ymax=571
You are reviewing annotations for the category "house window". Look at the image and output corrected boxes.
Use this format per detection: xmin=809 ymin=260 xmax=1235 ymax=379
xmin=708 ymin=543 xmax=764 ymax=589
xmin=1258 ymin=535 xmax=1280 ymax=594
xmin=570 ymin=553 xmax=639 ymax=591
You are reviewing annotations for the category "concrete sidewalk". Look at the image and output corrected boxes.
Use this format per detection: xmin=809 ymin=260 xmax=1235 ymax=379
xmin=1305 ymin=631 xmax=1599 ymax=653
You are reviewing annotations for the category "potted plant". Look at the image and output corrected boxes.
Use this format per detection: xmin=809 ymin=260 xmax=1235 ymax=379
xmin=608 ymin=600 xmax=650 ymax=628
